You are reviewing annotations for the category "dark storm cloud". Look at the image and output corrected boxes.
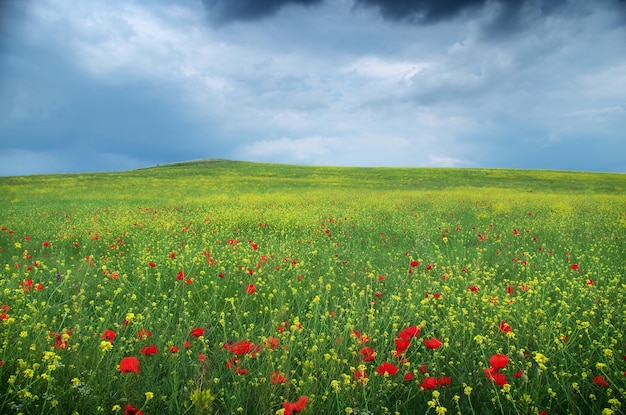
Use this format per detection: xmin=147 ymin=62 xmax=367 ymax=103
xmin=202 ymin=0 xmax=626 ymax=31
xmin=201 ymin=0 xmax=322 ymax=24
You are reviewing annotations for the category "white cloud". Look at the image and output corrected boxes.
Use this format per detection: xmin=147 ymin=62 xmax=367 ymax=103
xmin=343 ymin=56 xmax=430 ymax=81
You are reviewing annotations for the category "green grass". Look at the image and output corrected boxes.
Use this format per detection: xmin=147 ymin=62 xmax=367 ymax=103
xmin=0 ymin=160 xmax=624 ymax=415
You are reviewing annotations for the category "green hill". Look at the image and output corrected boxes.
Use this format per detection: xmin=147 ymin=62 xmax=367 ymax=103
xmin=1 ymin=159 xmax=625 ymax=206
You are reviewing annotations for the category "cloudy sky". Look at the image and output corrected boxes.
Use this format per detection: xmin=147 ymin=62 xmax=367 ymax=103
xmin=1 ymin=0 xmax=625 ymax=176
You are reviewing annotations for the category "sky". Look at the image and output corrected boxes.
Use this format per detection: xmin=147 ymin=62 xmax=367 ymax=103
xmin=1 ymin=0 xmax=625 ymax=176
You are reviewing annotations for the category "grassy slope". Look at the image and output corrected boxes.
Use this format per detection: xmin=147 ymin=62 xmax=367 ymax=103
xmin=1 ymin=159 xmax=625 ymax=206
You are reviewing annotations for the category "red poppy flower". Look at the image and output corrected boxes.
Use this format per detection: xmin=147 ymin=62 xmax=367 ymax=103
xmin=148 ymin=261 xmax=156 ymax=268
xmin=376 ymin=362 xmax=398 ymax=376
xmin=124 ymin=405 xmax=144 ymax=415
xmin=437 ymin=376 xmax=451 ymax=386
xmin=176 ymin=271 xmax=185 ymax=280
xmin=119 ymin=357 xmax=140 ymax=373
xmin=410 ymin=261 xmax=419 ymax=267
xmin=245 ymin=284 xmax=256 ymax=294
xmin=359 ymin=346 xmax=376 ymax=361
xmin=351 ymin=330 xmax=370 ymax=343
xmin=424 ymin=338 xmax=443 ymax=350
xmin=136 ymin=328 xmax=151 ymax=339
xmin=394 ymin=337 xmax=411 ymax=355
xmin=353 ymin=368 xmax=368 ymax=381
xmin=140 ymin=345 xmax=158 ymax=356
xmin=403 ymin=372 xmax=414 ymax=381
xmin=489 ymin=354 xmax=509 ymax=369
xmin=513 ymin=370 xmax=523 ymax=378
xmin=282 ymin=396 xmax=309 ymax=415
xmin=507 ymin=285 xmax=514 ymax=295
xmin=225 ymin=340 xmax=260 ymax=357
xmin=498 ymin=321 xmax=511 ymax=333
xmin=420 ymin=377 xmax=437 ymax=389
xmin=42 ymin=241 xmax=50 ymax=247
xmin=271 ymin=370 xmax=287 ymax=384
xmin=263 ymin=337 xmax=279 ymax=349
xmin=190 ymin=327 xmax=206 ymax=337
xmin=467 ymin=285 xmax=479 ymax=292
xmin=398 ymin=325 xmax=420 ymax=341
xmin=102 ymin=329 xmax=117 ymax=342
xmin=170 ymin=346 xmax=179 ymax=353
xmin=570 ymin=263 xmax=579 ymax=270
xmin=592 ymin=375 xmax=609 ymax=387
xmin=484 ymin=367 xmax=507 ymax=386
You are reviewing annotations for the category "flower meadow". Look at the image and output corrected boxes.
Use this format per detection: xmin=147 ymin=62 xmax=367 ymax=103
xmin=0 ymin=163 xmax=625 ymax=415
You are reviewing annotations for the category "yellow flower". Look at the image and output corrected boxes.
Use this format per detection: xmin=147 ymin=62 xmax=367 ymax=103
xmin=435 ymin=406 xmax=447 ymax=414
xmin=534 ymin=352 xmax=549 ymax=370
xmin=145 ymin=391 xmax=154 ymax=400
xmin=99 ymin=341 xmax=113 ymax=352
xmin=112 ymin=405 xmax=121 ymax=412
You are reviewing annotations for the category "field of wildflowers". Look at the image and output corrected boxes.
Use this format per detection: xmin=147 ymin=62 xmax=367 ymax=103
xmin=0 ymin=161 xmax=625 ymax=415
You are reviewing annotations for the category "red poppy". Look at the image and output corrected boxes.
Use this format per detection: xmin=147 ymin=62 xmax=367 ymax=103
xmin=507 ymin=285 xmax=514 ymax=295
xmin=245 ymin=284 xmax=256 ymax=294
xmin=282 ymin=396 xmax=309 ymax=415
xmin=42 ymin=241 xmax=50 ymax=247
xmin=353 ymin=368 xmax=368 ymax=382
xmin=570 ymin=263 xmax=579 ymax=270
xmin=498 ymin=321 xmax=512 ymax=333
xmin=136 ymin=328 xmax=151 ymax=339
xmin=190 ymin=327 xmax=206 ymax=337
xmin=398 ymin=325 xmax=420 ymax=341
xmin=403 ymin=372 xmax=414 ymax=381
xmin=513 ymin=370 xmax=523 ymax=378
xmin=148 ymin=261 xmax=156 ymax=268
xmin=437 ymin=376 xmax=451 ymax=386
xmin=359 ymin=346 xmax=376 ymax=361
xmin=170 ymin=346 xmax=179 ymax=353
xmin=467 ymin=285 xmax=479 ymax=292
xmin=140 ymin=345 xmax=158 ymax=356
xmin=592 ymin=375 xmax=609 ymax=387
xmin=176 ymin=271 xmax=185 ymax=280
xmin=351 ymin=330 xmax=370 ymax=343
xmin=225 ymin=340 xmax=260 ymax=357
xmin=420 ymin=377 xmax=437 ymax=389
xmin=376 ymin=362 xmax=398 ymax=376
xmin=124 ymin=404 xmax=144 ymax=415
xmin=410 ymin=261 xmax=419 ymax=267
xmin=489 ymin=354 xmax=509 ymax=369
xmin=271 ymin=370 xmax=287 ymax=384
xmin=119 ymin=357 xmax=140 ymax=373
xmin=394 ymin=337 xmax=411 ymax=355
xmin=102 ymin=329 xmax=117 ymax=342
xmin=484 ymin=367 xmax=507 ymax=386
xmin=264 ymin=337 xmax=279 ymax=349
xmin=424 ymin=338 xmax=443 ymax=350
